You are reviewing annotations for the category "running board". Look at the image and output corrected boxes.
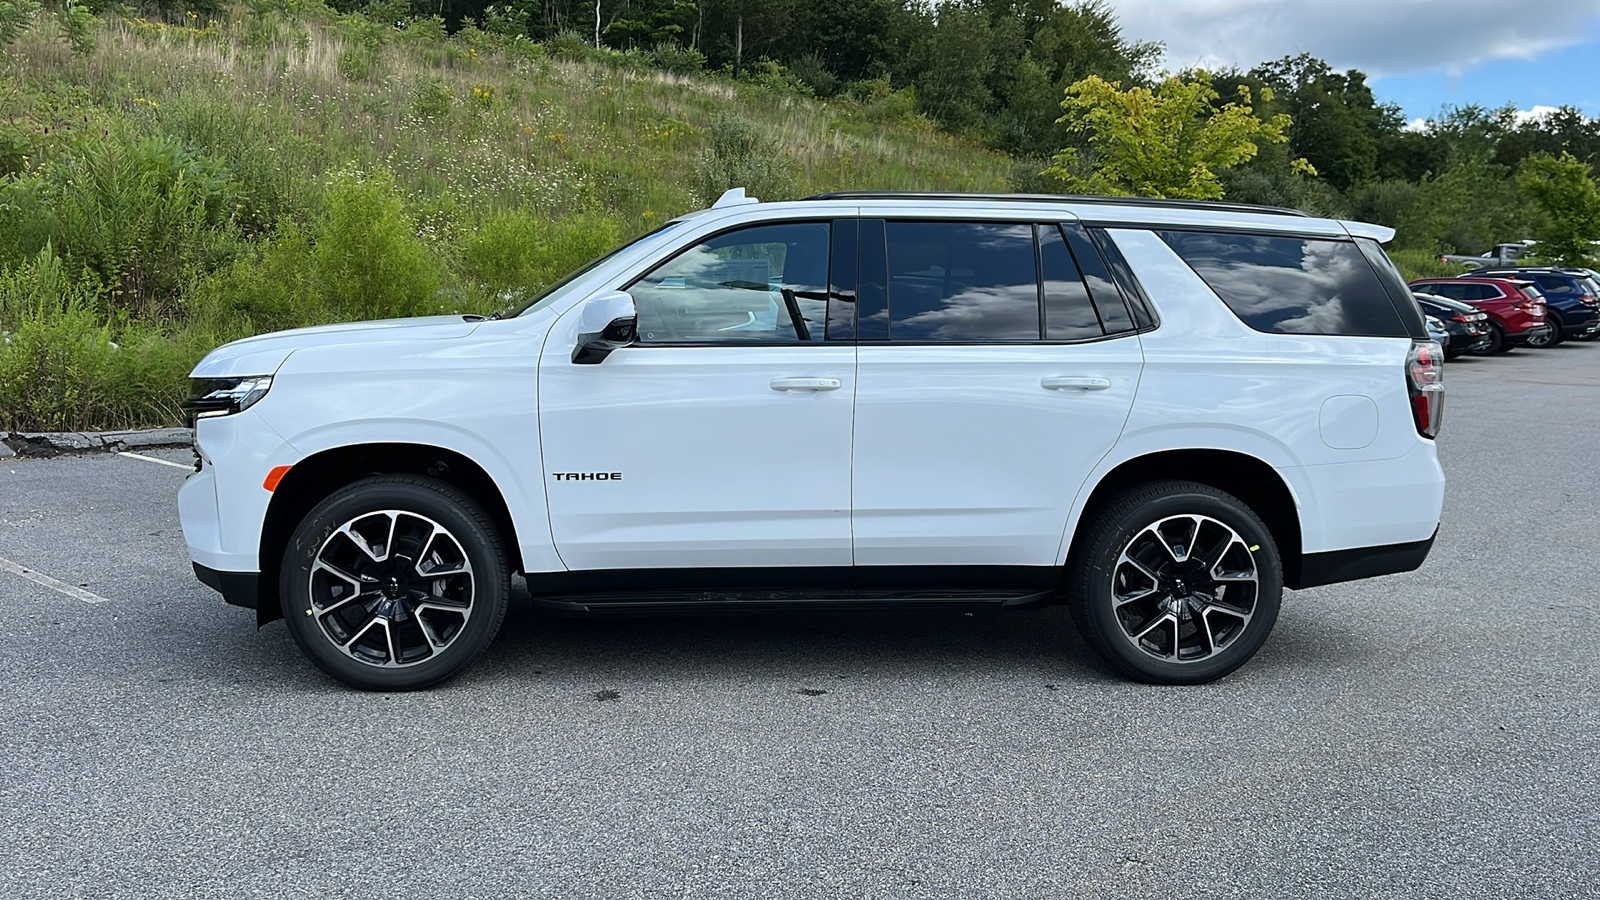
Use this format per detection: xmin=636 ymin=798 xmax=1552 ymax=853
xmin=531 ymin=588 xmax=1058 ymax=615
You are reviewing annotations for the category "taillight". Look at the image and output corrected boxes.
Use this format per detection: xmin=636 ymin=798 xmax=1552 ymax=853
xmin=1451 ymin=315 xmax=1471 ymax=323
xmin=1407 ymin=340 xmax=1444 ymax=439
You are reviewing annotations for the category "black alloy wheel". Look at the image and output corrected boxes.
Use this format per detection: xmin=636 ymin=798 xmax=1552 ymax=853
xmin=1067 ymin=480 xmax=1282 ymax=685
xmin=1470 ymin=323 xmax=1506 ymax=355
xmin=281 ymin=475 xmax=509 ymax=691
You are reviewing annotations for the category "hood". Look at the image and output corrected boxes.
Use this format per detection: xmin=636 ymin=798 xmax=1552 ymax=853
xmin=190 ymin=315 xmax=483 ymax=378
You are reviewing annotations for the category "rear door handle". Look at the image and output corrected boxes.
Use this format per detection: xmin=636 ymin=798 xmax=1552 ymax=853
xmin=770 ymin=377 xmax=842 ymax=393
xmin=1041 ymin=375 xmax=1112 ymax=391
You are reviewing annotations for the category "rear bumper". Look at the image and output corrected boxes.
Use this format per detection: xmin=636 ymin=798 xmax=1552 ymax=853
xmin=193 ymin=563 xmax=260 ymax=610
xmin=1289 ymin=529 xmax=1437 ymax=589
xmin=1563 ymin=315 xmax=1600 ymax=336
xmin=1506 ymin=324 xmax=1550 ymax=345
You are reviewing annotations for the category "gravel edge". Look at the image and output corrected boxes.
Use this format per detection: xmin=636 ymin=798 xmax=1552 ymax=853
xmin=0 ymin=428 xmax=193 ymax=459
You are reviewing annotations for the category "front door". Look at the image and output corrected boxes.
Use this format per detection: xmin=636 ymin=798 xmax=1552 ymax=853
xmin=539 ymin=220 xmax=856 ymax=571
xmin=850 ymin=219 xmax=1144 ymax=567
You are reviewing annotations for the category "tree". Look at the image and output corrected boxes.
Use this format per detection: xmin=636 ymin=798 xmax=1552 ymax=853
xmin=1044 ymin=71 xmax=1298 ymax=200
xmin=1517 ymin=152 xmax=1600 ymax=266
xmin=1250 ymin=54 xmax=1398 ymax=192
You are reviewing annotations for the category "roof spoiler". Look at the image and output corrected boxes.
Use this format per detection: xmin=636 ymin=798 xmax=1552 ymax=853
xmin=1342 ymin=220 xmax=1396 ymax=244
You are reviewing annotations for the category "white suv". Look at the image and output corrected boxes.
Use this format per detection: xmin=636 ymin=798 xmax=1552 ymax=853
xmin=180 ymin=190 xmax=1446 ymax=690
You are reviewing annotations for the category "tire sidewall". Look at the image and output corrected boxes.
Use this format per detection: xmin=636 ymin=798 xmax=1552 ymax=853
xmin=280 ymin=478 xmax=508 ymax=691
xmin=1471 ymin=323 xmax=1504 ymax=355
xmin=1078 ymin=486 xmax=1282 ymax=685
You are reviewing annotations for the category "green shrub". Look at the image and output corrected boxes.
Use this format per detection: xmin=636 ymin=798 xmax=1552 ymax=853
xmin=546 ymin=30 xmax=589 ymax=60
xmin=1389 ymin=248 xmax=1470 ymax=282
xmin=692 ymin=113 xmax=797 ymax=207
xmin=187 ymin=221 xmax=321 ymax=334
xmin=0 ymin=0 xmax=40 ymax=48
xmin=57 ymin=3 xmax=95 ymax=55
xmin=312 ymin=168 xmax=440 ymax=320
xmin=411 ymin=77 xmax=453 ymax=118
xmin=460 ymin=207 xmax=622 ymax=305
xmin=39 ymin=135 xmax=240 ymax=314
xmin=0 ymin=175 xmax=55 ymax=267
xmin=742 ymin=60 xmax=812 ymax=97
xmin=788 ymin=53 xmax=838 ymax=97
xmin=649 ymin=42 xmax=705 ymax=75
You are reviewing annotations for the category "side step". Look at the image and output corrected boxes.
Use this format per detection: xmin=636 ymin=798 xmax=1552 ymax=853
xmin=531 ymin=588 xmax=1058 ymax=615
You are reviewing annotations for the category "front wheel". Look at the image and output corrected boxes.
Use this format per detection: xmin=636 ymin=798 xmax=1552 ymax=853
xmin=1067 ymin=481 xmax=1282 ymax=685
xmin=280 ymin=475 xmax=510 ymax=691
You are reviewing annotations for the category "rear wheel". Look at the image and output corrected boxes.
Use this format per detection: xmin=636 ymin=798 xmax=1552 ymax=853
xmin=1470 ymin=323 xmax=1506 ymax=355
xmin=1067 ymin=481 xmax=1282 ymax=685
xmin=280 ymin=475 xmax=510 ymax=691
xmin=1528 ymin=317 xmax=1563 ymax=347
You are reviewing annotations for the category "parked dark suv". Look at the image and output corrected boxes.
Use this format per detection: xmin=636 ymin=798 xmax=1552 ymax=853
xmin=1409 ymin=277 xmax=1551 ymax=353
xmin=1465 ymin=267 xmax=1600 ymax=345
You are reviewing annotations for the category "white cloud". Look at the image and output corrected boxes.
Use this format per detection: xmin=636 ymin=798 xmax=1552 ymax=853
xmin=1108 ymin=0 xmax=1600 ymax=78
xmin=1402 ymin=117 xmax=1428 ymax=132
xmin=1512 ymin=105 xmax=1565 ymax=124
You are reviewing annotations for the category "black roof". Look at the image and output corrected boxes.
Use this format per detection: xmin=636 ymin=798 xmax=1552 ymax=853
xmin=801 ymin=191 xmax=1311 ymax=218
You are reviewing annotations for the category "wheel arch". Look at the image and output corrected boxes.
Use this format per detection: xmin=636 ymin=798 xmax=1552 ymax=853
xmin=1065 ymin=449 xmax=1307 ymax=589
xmin=256 ymin=443 xmax=522 ymax=626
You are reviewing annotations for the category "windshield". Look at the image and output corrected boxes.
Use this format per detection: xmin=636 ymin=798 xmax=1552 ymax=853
xmin=508 ymin=221 xmax=684 ymax=318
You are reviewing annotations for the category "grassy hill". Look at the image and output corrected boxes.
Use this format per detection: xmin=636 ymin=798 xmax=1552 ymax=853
xmin=0 ymin=4 xmax=1012 ymax=431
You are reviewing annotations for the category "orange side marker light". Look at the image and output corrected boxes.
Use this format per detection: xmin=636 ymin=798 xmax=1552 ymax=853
xmin=263 ymin=465 xmax=292 ymax=492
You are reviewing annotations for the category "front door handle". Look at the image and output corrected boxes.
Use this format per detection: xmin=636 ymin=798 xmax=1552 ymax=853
xmin=1042 ymin=375 xmax=1112 ymax=391
xmin=770 ymin=376 xmax=842 ymax=393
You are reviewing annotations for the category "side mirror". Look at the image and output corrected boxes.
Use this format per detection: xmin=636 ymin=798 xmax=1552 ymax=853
xmin=572 ymin=290 xmax=638 ymax=365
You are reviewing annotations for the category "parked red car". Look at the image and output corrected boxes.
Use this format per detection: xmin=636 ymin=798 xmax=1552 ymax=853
xmin=1408 ymin=277 xmax=1551 ymax=354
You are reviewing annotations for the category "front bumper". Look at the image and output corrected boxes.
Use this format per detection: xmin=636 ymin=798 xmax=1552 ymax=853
xmin=193 ymin=563 xmax=261 ymax=610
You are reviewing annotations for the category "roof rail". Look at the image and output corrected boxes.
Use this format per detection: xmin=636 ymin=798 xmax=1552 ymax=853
xmin=800 ymin=191 xmax=1311 ymax=218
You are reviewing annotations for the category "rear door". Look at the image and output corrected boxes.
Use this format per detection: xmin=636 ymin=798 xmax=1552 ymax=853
xmin=850 ymin=218 xmax=1143 ymax=567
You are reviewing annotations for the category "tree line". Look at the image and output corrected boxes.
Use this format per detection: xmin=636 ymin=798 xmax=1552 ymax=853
xmin=137 ymin=0 xmax=1600 ymax=262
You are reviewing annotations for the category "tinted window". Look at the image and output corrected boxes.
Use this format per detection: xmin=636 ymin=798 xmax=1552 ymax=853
xmin=1159 ymin=231 xmax=1407 ymax=337
xmin=1532 ymin=274 xmax=1573 ymax=294
xmin=1068 ymin=224 xmax=1136 ymax=332
xmin=631 ymin=222 xmax=830 ymax=343
xmin=1039 ymin=224 xmax=1103 ymax=340
xmin=886 ymin=221 xmax=1040 ymax=341
xmin=1463 ymin=283 xmax=1499 ymax=301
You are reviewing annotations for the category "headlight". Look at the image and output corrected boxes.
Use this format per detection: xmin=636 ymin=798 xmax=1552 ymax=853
xmin=183 ymin=376 xmax=273 ymax=426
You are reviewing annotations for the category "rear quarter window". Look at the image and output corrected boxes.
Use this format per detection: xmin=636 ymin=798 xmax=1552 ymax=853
xmin=1158 ymin=231 xmax=1409 ymax=337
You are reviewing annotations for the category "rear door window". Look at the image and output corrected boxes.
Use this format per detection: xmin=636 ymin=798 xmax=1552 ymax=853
xmin=885 ymin=221 xmax=1040 ymax=341
xmin=1158 ymin=231 xmax=1408 ymax=337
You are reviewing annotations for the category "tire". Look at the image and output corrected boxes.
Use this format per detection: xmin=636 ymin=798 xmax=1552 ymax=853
xmin=280 ymin=475 xmax=510 ymax=691
xmin=1528 ymin=316 xmax=1562 ymax=347
xmin=1067 ymin=480 xmax=1282 ymax=685
xmin=1470 ymin=323 xmax=1506 ymax=355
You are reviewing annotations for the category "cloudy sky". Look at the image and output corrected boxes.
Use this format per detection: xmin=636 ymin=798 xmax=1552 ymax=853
xmin=1107 ymin=0 xmax=1600 ymax=122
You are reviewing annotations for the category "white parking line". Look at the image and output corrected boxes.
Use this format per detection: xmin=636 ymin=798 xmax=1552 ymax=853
xmin=0 ymin=556 xmax=112 ymax=603
xmin=117 ymin=450 xmax=193 ymax=471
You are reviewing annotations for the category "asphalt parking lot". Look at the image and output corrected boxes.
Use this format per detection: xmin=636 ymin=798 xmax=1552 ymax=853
xmin=3 ymin=346 xmax=1598 ymax=900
